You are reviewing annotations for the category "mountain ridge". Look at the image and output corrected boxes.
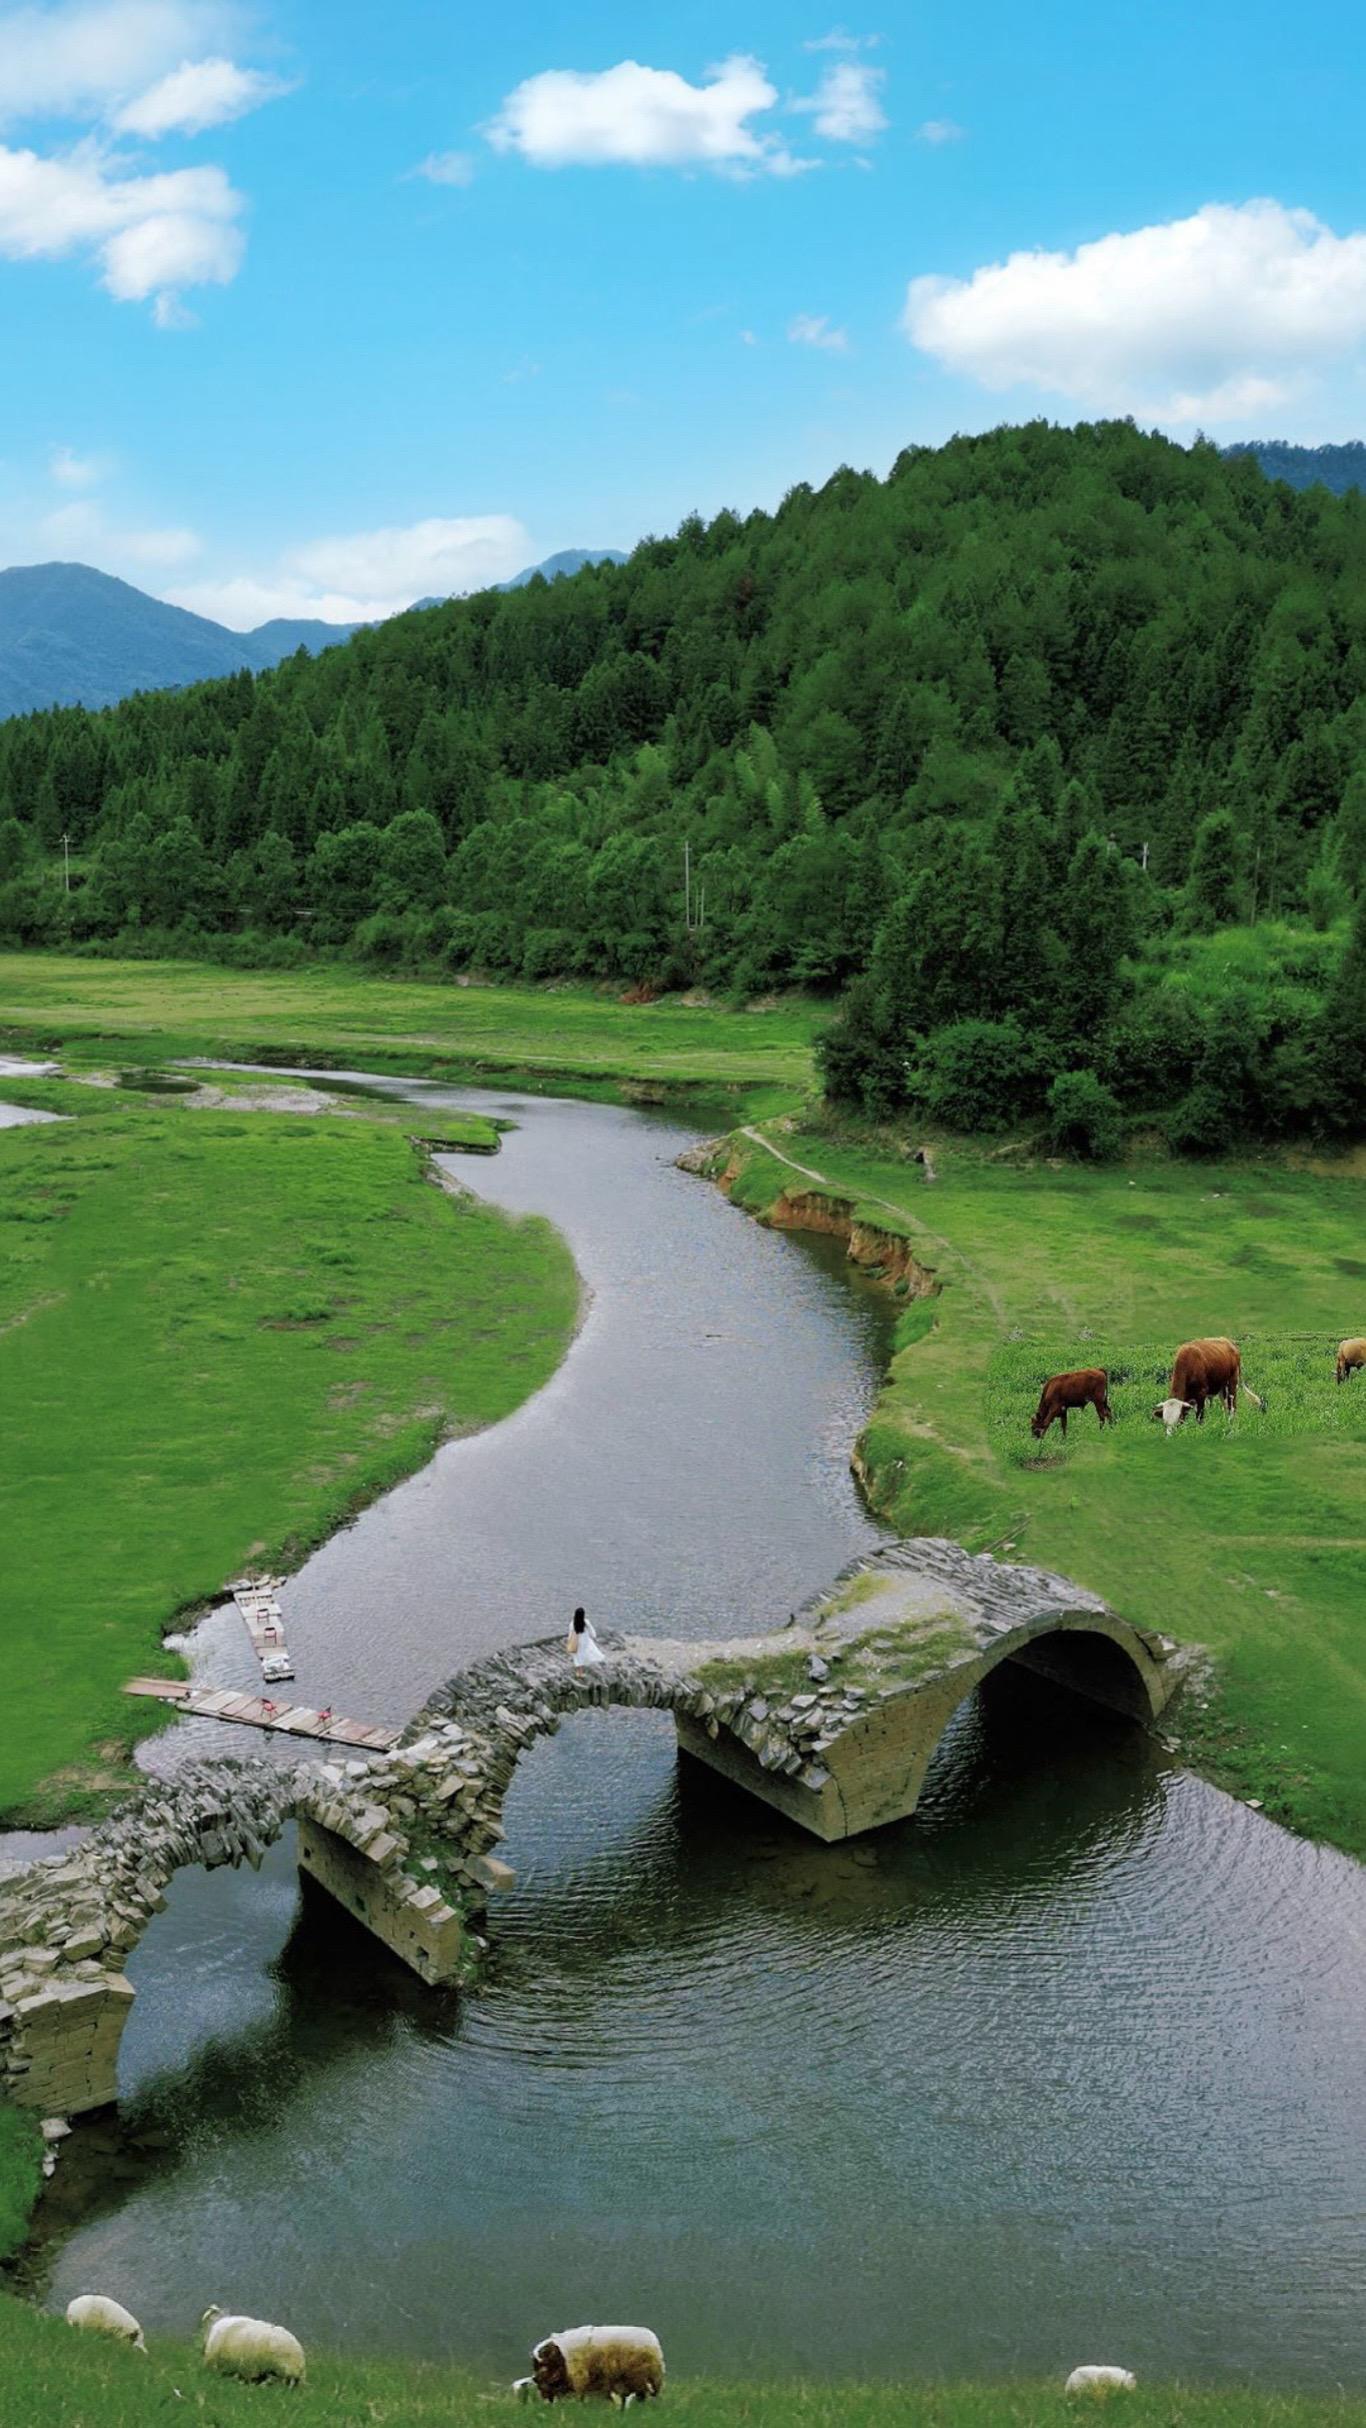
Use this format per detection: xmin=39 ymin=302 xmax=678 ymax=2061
xmin=0 ymin=550 xmax=629 ymax=723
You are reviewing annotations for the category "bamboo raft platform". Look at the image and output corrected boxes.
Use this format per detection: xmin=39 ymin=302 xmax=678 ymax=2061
xmin=123 ymin=1678 xmax=400 ymax=1750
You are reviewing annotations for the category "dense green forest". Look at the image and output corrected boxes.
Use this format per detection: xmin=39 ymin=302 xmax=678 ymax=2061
xmin=3 ymin=419 xmax=1366 ymax=1148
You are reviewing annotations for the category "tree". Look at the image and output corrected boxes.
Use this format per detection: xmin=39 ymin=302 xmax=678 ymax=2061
xmin=1320 ymin=895 xmax=1366 ymax=1129
xmin=379 ymin=811 xmax=447 ymax=912
xmin=1182 ymin=809 xmax=1246 ymax=931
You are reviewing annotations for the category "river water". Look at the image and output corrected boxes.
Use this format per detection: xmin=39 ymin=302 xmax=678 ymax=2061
xmin=31 ymin=1085 xmax=1366 ymax=2390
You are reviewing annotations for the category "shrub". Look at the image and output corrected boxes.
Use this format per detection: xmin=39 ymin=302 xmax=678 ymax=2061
xmin=1046 ymin=1069 xmax=1124 ymax=1159
xmin=920 ymin=1019 xmax=1049 ymax=1133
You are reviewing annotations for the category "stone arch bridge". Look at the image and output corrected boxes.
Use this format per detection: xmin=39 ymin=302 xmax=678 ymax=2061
xmin=0 ymin=1540 xmax=1183 ymax=2119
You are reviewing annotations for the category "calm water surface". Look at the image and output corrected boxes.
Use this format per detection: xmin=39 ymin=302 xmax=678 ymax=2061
xmin=33 ymin=1086 xmax=1366 ymax=2389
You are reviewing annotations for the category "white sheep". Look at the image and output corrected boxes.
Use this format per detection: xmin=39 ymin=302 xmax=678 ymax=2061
xmin=531 ymin=2325 xmax=665 ymax=2405
xmin=202 ymin=2305 xmax=306 ymax=2384
xmin=65 ymin=2294 xmax=147 ymax=2352
xmin=1064 ymin=2364 xmax=1137 ymax=2398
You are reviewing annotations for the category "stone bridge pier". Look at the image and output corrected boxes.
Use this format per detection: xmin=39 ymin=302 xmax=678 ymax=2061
xmin=0 ymin=1541 xmax=1186 ymax=2118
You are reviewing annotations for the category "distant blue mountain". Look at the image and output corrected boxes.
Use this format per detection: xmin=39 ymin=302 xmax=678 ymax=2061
xmin=411 ymin=547 xmax=628 ymax=612
xmin=0 ymin=562 xmax=355 ymax=721
xmin=1225 ymin=440 xmax=1366 ymax=495
xmin=500 ymin=547 xmax=628 ymax=588
xmin=0 ymin=546 xmax=630 ymax=724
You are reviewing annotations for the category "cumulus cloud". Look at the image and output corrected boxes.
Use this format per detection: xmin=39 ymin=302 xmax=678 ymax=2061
xmin=407 ymin=148 xmax=475 ymax=187
xmin=797 ymin=60 xmax=886 ymax=144
xmin=0 ymin=0 xmax=234 ymax=122
xmin=113 ymin=56 xmax=288 ymax=137
xmin=485 ymin=55 xmax=812 ymax=177
xmin=916 ymin=117 xmax=963 ymax=145
xmin=788 ymin=311 xmax=848 ymax=351
xmin=903 ymin=199 xmax=1366 ymax=420
xmin=0 ymin=141 xmax=244 ymax=313
xmin=0 ymin=2 xmax=287 ymax=317
xmin=171 ymin=513 xmax=536 ymax=628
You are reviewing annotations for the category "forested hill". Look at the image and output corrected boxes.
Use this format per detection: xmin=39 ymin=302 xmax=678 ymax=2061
xmin=3 ymin=419 xmax=1366 ymax=1146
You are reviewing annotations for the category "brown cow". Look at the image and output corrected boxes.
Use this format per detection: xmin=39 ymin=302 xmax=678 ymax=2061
xmin=1336 ymin=1336 xmax=1366 ymax=1386
xmin=1031 ymin=1368 xmax=1113 ymax=1440
xmin=1154 ymin=1336 xmax=1263 ymax=1426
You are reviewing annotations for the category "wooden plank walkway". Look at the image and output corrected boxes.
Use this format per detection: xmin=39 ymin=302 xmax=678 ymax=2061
xmin=124 ymin=1677 xmax=400 ymax=1750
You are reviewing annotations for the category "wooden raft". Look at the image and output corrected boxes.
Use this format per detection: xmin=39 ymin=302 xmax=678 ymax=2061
xmin=124 ymin=1677 xmax=399 ymax=1750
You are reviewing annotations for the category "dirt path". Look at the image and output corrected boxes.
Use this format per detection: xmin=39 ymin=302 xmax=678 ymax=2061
xmin=739 ymin=1124 xmax=1008 ymax=1325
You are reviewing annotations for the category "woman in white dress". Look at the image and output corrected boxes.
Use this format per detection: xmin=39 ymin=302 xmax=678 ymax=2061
xmin=566 ymin=1606 xmax=606 ymax=1667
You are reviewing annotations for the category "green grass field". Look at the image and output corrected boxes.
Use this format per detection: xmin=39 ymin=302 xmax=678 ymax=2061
xmin=0 ymin=952 xmax=817 ymax=1101
xmin=0 ymin=1076 xmax=577 ymax=1822
xmin=722 ymin=1122 xmax=1366 ymax=1857
xmin=0 ymin=2301 xmax=1361 ymax=2428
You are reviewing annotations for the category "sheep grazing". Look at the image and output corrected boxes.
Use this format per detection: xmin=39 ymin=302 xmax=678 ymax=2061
xmin=202 ymin=2305 xmax=306 ymax=2385
xmin=1064 ymin=2364 xmax=1137 ymax=2398
xmin=531 ymin=2325 xmax=665 ymax=2405
xmin=1336 ymin=1336 xmax=1366 ymax=1386
xmin=65 ymin=2294 xmax=147 ymax=2353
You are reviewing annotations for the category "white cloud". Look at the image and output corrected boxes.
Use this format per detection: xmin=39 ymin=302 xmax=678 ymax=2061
xmin=904 ymin=199 xmax=1366 ymax=420
xmin=113 ymin=56 xmax=287 ymax=137
xmin=916 ymin=117 xmax=963 ymax=145
xmin=788 ymin=311 xmax=848 ymax=351
xmin=38 ymin=495 xmax=200 ymax=567
xmin=0 ymin=140 xmax=244 ymax=312
xmin=408 ymin=148 xmax=475 ymax=187
xmin=0 ymin=4 xmax=288 ymax=317
xmin=485 ymin=55 xmax=812 ymax=177
xmin=171 ymin=514 xmax=536 ymax=628
xmin=797 ymin=60 xmax=886 ymax=144
xmin=49 ymin=441 xmax=104 ymax=485
xmin=0 ymin=0 xmax=233 ymax=122
xmin=804 ymin=28 xmax=880 ymax=52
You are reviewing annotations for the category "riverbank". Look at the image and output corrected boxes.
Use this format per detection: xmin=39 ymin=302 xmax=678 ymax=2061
xmin=0 ymin=1074 xmax=578 ymax=1824
xmin=0 ymin=953 xmax=815 ymax=1111
xmin=702 ymin=1120 xmax=1366 ymax=1859
xmin=0 ymin=2301 xmax=1362 ymax=2428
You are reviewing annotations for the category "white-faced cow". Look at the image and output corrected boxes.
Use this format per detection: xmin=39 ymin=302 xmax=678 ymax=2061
xmin=1153 ymin=1337 xmax=1263 ymax=1426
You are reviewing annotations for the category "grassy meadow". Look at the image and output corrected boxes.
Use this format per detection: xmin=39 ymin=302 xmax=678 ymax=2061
xmin=723 ymin=1124 xmax=1366 ymax=1856
xmin=0 ymin=952 xmax=817 ymax=1103
xmin=0 ymin=1074 xmax=577 ymax=1822
xmin=1 ymin=2301 xmax=1363 ymax=2428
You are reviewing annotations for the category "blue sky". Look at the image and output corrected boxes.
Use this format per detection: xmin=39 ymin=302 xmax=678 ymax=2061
xmin=2 ymin=0 xmax=1364 ymax=625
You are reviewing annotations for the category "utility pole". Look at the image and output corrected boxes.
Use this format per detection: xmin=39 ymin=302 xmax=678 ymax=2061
xmin=683 ymin=840 xmax=692 ymax=933
xmin=61 ymin=833 xmax=70 ymax=893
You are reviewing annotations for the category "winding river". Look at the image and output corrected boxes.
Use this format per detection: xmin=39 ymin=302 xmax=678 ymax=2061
xmin=26 ymin=1085 xmax=1366 ymax=2389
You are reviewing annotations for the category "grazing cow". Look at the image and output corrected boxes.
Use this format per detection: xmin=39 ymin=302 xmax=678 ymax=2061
xmin=1153 ymin=1336 xmax=1263 ymax=1426
xmin=1336 ymin=1336 xmax=1366 ymax=1386
xmin=1031 ymin=1368 xmax=1113 ymax=1441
